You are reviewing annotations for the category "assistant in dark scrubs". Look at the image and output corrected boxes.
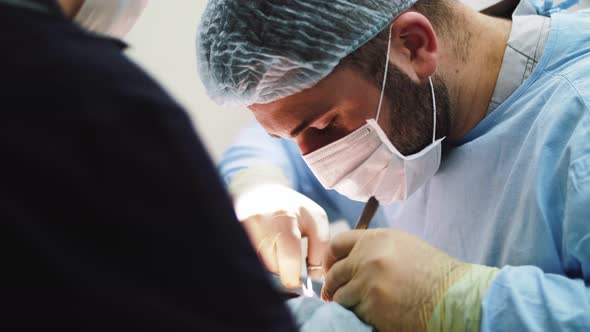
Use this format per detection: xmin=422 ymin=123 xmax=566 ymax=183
xmin=0 ymin=1 xmax=296 ymax=331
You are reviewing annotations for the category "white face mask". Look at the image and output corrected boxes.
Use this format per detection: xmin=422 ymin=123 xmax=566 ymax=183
xmin=302 ymin=27 xmax=445 ymax=205
xmin=74 ymin=0 xmax=148 ymax=39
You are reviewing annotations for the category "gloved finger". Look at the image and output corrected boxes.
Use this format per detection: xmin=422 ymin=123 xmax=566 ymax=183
xmin=353 ymin=297 xmax=373 ymax=328
xmin=333 ymin=277 xmax=364 ymax=309
xmin=255 ymin=232 xmax=281 ymax=275
xmin=298 ymin=207 xmax=330 ymax=280
xmin=321 ymin=258 xmax=353 ymax=301
xmin=240 ymin=214 xmax=264 ymax=247
xmin=275 ymin=216 xmax=303 ymax=288
xmin=323 ymin=230 xmax=365 ymax=273
xmin=242 ymin=216 xmax=280 ymax=274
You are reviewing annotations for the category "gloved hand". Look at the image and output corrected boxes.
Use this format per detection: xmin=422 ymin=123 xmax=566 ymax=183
xmin=322 ymin=229 xmax=499 ymax=332
xmin=229 ymin=165 xmax=330 ymax=288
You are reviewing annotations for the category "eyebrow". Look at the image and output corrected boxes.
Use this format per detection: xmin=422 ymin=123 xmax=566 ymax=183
xmin=266 ymin=119 xmax=311 ymax=139
xmin=289 ymin=119 xmax=313 ymax=138
xmin=287 ymin=108 xmax=329 ymax=138
xmin=263 ymin=104 xmax=330 ymax=139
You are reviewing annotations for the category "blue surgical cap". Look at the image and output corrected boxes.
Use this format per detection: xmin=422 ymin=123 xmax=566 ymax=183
xmin=197 ymin=0 xmax=418 ymax=108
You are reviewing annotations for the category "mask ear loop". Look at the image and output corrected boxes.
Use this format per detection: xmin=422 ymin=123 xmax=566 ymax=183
xmin=376 ymin=25 xmax=437 ymax=145
xmin=375 ymin=24 xmax=394 ymax=122
xmin=429 ymin=76 xmax=437 ymax=143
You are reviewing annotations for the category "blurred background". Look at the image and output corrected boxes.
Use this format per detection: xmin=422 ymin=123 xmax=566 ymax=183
xmin=124 ymin=0 xmax=590 ymax=162
xmin=125 ymin=1 xmax=253 ymax=162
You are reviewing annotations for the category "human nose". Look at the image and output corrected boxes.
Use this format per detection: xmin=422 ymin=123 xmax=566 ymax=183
xmin=297 ymin=127 xmax=351 ymax=155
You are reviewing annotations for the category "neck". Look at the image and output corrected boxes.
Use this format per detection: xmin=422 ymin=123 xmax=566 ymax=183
xmin=437 ymin=4 xmax=512 ymax=142
xmin=57 ymin=0 xmax=84 ymax=18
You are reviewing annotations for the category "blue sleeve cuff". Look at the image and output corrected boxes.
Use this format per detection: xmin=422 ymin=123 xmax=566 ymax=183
xmin=482 ymin=265 xmax=590 ymax=332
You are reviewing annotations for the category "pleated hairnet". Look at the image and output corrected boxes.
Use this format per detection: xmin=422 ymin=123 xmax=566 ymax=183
xmin=197 ymin=0 xmax=418 ymax=107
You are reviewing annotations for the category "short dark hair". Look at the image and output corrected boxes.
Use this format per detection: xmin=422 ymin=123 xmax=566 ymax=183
xmin=339 ymin=0 xmax=459 ymax=84
xmin=412 ymin=0 xmax=455 ymax=36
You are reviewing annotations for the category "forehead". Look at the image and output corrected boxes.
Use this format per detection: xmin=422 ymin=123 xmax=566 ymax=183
xmin=248 ymin=68 xmax=374 ymax=129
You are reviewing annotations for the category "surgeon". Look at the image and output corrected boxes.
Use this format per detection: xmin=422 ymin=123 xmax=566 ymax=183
xmin=197 ymin=0 xmax=590 ymax=331
xmin=0 ymin=0 xmax=298 ymax=331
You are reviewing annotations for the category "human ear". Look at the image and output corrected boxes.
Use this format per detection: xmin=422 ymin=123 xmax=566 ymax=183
xmin=388 ymin=12 xmax=439 ymax=83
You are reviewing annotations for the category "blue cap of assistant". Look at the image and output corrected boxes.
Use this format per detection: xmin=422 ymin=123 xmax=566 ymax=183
xmin=197 ymin=0 xmax=418 ymax=108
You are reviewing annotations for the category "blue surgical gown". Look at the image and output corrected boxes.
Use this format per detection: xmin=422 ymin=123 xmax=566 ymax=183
xmin=219 ymin=8 xmax=590 ymax=331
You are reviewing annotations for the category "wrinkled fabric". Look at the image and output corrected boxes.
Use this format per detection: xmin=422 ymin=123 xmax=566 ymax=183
xmin=219 ymin=5 xmax=590 ymax=331
xmin=286 ymin=296 xmax=373 ymax=332
xmin=303 ymin=119 xmax=444 ymax=204
xmin=428 ymin=265 xmax=500 ymax=332
xmin=487 ymin=7 xmax=550 ymax=114
xmin=196 ymin=0 xmax=417 ymax=107
xmin=524 ymin=0 xmax=579 ymax=14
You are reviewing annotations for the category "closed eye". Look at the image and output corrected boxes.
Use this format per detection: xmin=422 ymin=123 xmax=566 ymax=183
xmin=267 ymin=132 xmax=282 ymax=139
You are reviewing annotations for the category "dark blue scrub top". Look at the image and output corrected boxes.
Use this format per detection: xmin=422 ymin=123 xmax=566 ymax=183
xmin=0 ymin=1 xmax=296 ymax=331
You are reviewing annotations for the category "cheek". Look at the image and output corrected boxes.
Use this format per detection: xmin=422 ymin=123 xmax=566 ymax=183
xmin=375 ymin=103 xmax=395 ymax=136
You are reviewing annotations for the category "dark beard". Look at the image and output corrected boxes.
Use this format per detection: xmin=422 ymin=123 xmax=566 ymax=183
xmin=384 ymin=66 xmax=451 ymax=156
